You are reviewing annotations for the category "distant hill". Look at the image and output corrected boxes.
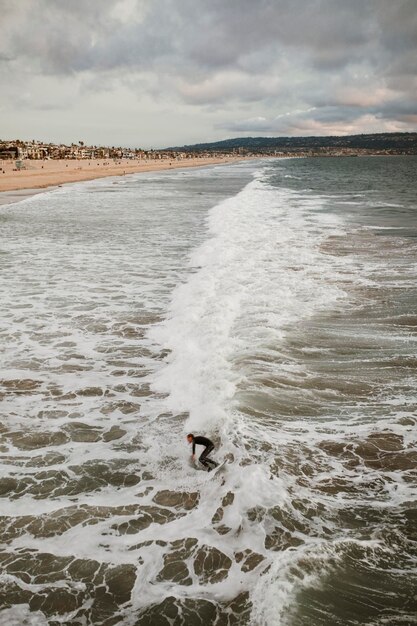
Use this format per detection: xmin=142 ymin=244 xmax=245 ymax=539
xmin=165 ymin=132 xmax=417 ymax=153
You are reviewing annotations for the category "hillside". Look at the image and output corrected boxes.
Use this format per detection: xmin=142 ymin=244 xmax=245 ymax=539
xmin=166 ymin=132 xmax=417 ymax=154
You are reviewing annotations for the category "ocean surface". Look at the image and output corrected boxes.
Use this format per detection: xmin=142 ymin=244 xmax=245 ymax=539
xmin=0 ymin=156 xmax=416 ymax=626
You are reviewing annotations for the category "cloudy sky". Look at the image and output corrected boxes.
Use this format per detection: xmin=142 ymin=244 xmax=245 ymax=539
xmin=1 ymin=0 xmax=417 ymax=148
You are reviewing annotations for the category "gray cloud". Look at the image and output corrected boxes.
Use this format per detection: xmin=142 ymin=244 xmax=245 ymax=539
xmin=0 ymin=0 xmax=416 ymax=145
xmin=2 ymin=0 xmax=414 ymax=76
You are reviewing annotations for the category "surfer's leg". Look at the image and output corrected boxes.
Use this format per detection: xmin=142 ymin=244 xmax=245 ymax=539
xmin=206 ymin=453 xmax=218 ymax=468
xmin=199 ymin=445 xmax=218 ymax=470
xmin=199 ymin=447 xmax=210 ymax=468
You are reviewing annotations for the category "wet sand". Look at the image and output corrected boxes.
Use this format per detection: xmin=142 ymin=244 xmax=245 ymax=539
xmin=0 ymin=156 xmax=243 ymax=203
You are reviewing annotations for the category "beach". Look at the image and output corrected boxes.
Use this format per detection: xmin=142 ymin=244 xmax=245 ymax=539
xmin=0 ymin=155 xmax=242 ymax=200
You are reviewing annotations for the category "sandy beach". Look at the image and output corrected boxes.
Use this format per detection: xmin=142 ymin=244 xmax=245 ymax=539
xmin=0 ymin=155 xmax=242 ymax=203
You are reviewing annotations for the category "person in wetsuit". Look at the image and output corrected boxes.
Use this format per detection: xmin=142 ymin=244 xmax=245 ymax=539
xmin=187 ymin=433 xmax=218 ymax=471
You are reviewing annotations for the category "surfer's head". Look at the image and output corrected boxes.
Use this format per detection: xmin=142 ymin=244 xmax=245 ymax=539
xmin=186 ymin=433 xmax=194 ymax=443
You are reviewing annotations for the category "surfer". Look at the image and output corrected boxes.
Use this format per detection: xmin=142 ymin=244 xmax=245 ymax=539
xmin=187 ymin=434 xmax=218 ymax=471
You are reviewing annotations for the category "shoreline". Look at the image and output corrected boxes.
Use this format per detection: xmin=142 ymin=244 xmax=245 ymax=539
xmin=0 ymin=156 xmax=245 ymax=205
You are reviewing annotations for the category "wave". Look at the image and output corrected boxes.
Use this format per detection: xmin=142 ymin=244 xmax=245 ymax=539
xmin=147 ymin=170 xmax=348 ymax=436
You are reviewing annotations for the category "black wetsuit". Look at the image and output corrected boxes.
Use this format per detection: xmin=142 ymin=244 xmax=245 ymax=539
xmin=192 ymin=436 xmax=218 ymax=470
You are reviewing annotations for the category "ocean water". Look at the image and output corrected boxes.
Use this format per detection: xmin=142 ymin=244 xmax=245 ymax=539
xmin=0 ymin=156 xmax=416 ymax=626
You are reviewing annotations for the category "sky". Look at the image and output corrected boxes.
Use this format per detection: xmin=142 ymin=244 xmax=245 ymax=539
xmin=1 ymin=0 xmax=417 ymax=149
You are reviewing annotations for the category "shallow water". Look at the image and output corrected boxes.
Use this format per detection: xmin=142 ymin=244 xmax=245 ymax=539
xmin=1 ymin=157 xmax=416 ymax=625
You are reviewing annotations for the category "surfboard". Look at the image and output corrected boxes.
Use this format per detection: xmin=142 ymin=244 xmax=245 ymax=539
xmin=207 ymin=459 xmax=227 ymax=476
xmin=190 ymin=459 xmax=227 ymax=473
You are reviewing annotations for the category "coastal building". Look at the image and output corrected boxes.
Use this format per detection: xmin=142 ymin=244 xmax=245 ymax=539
xmin=1 ymin=133 xmax=417 ymax=164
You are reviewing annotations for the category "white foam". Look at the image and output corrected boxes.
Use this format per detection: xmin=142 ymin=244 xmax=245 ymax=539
xmin=0 ymin=605 xmax=49 ymax=626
